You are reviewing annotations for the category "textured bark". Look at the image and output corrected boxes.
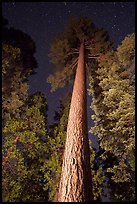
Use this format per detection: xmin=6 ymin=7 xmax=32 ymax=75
xmin=57 ymin=42 xmax=92 ymax=202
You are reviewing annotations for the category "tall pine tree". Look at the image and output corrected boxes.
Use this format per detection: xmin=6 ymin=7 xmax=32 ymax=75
xmin=47 ymin=16 xmax=112 ymax=201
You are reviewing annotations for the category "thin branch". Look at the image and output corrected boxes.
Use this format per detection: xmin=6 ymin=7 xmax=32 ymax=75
xmin=88 ymin=53 xmax=100 ymax=57
xmin=66 ymin=51 xmax=79 ymax=56
xmin=71 ymin=57 xmax=78 ymax=67
xmin=70 ymin=48 xmax=79 ymax=51
xmin=88 ymin=56 xmax=99 ymax=59
xmin=85 ymin=46 xmax=93 ymax=50
xmin=65 ymin=57 xmax=78 ymax=71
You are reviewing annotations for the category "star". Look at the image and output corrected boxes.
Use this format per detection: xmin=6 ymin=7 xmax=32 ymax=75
xmin=93 ymin=11 xmax=97 ymax=15
xmin=112 ymin=24 xmax=116 ymax=30
xmin=63 ymin=2 xmax=67 ymax=6
xmin=12 ymin=2 xmax=16 ymax=7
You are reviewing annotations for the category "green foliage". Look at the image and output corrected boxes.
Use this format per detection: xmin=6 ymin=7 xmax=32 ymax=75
xmin=47 ymin=16 xmax=112 ymax=91
xmin=2 ymin=17 xmax=37 ymax=73
xmin=116 ymin=33 xmax=135 ymax=67
xmin=2 ymin=18 xmax=50 ymax=202
xmin=64 ymin=16 xmax=96 ymax=43
xmin=2 ymin=44 xmax=29 ymax=121
xmin=2 ymin=92 xmax=49 ymax=202
xmin=42 ymin=93 xmax=71 ymax=200
xmin=88 ymin=33 xmax=135 ymax=201
xmin=89 ymin=141 xmax=105 ymax=201
xmin=47 ymin=62 xmax=76 ymax=92
xmin=2 ymin=44 xmax=21 ymax=75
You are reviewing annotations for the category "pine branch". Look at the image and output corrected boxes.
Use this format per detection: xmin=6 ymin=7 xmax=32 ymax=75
xmin=70 ymin=57 xmax=78 ymax=70
xmin=65 ymin=57 xmax=78 ymax=71
xmin=70 ymin=48 xmax=79 ymax=52
xmin=66 ymin=51 xmax=79 ymax=56
xmin=88 ymin=54 xmax=100 ymax=59
xmin=85 ymin=46 xmax=93 ymax=50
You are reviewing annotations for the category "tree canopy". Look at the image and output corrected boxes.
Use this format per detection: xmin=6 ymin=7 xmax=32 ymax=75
xmin=88 ymin=33 xmax=135 ymax=201
xmin=2 ymin=17 xmax=49 ymax=202
xmin=47 ymin=16 xmax=112 ymax=92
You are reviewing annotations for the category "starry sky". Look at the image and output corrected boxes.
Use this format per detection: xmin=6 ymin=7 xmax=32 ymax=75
xmin=2 ymin=3 xmax=135 ymax=201
xmin=2 ymin=1 xmax=135 ymax=149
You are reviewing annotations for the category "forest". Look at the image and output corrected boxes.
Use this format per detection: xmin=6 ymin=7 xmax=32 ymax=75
xmin=2 ymin=16 xmax=135 ymax=202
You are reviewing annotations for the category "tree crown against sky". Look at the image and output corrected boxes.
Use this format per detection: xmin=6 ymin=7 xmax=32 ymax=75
xmin=47 ymin=16 xmax=112 ymax=92
xmin=2 ymin=19 xmax=49 ymax=202
xmin=88 ymin=33 xmax=135 ymax=201
xmin=2 ymin=17 xmax=37 ymax=75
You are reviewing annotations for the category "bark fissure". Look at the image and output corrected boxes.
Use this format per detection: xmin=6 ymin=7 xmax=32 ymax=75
xmin=58 ymin=42 xmax=92 ymax=202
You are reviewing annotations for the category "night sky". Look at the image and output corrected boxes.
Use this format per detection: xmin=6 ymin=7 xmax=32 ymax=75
xmin=2 ymin=2 xmax=135 ymax=201
xmin=2 ymin=2 xmax=135 ymax=149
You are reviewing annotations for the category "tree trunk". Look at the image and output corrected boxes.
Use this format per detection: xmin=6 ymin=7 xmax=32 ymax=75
xmin=57 ymin=42 xmax=92 ymax=202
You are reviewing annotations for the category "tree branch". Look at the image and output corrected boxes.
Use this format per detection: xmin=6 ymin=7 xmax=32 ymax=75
xmin=88 ymin=56 xmax=100 ymax=59
xmin=66 ymin=51 xmax=79 ymax=56
xmin=65 ymin=57 xmax=78 ymax=71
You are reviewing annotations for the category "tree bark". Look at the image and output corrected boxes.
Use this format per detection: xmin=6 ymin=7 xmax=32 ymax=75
xmin=57 ymin=42 xmax=92 ymax=202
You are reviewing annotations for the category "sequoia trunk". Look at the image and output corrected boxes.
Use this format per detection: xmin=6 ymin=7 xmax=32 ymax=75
xmin=57 ymin=42 xmax=92 ymax=202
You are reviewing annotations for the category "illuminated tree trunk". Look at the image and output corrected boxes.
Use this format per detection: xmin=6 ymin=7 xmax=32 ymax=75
xmin=58 ymin=42 xmax=92 ymax=202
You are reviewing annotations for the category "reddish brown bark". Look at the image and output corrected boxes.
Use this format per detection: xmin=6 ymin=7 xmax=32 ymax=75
xmin=57 ymin=42 xmax=92 ymax=202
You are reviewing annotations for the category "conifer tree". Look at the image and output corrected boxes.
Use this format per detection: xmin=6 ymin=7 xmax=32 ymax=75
xmin=47 ymin=16 xmax=112 ymax=201
xmin=2 ymin=92 xmax=49 ymax=202
xmin=88 ymin=33 xmax=135 ymax=201
xmin=2 ymin=18 xmax=49 ymax=202
xmin=2 ymin=17 xmax=37 ymax=123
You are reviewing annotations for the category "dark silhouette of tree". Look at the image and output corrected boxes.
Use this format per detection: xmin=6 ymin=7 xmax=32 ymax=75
xmin=2 ymin=17 xmax=37 ymax=77
xmin=2 ymin=18 xmax=49 ymax=202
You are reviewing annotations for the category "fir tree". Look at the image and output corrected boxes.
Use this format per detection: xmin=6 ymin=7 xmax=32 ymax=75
xmin=2 ymin=92 xmax=49 ymax=202
xmin=88 ymin=33 xmax=135 ymax=201
xmin=2 ymin=19 xmax=49 ymax=201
